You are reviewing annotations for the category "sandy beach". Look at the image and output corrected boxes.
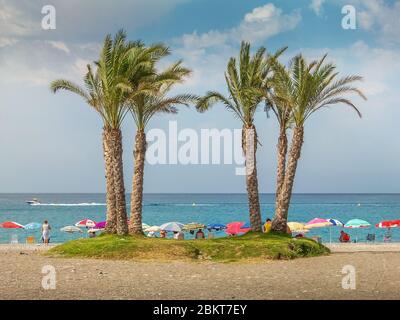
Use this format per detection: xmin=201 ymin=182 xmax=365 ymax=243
xmin=0 ymin=244 xmax=399 ymax=300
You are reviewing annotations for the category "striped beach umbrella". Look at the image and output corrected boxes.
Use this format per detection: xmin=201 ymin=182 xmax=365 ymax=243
xmin=344 ymin=219 xmax=370 ymax=228
xmin=305 ymin=218 xmax=332 ymax=229
xmin=375 ymin=220 xmax=400 ymax=228
xmin=344 ymin=219 xmax=371 ymax=242
xmin=75 ymin=219 xmax=96 ymax=228
xmin=327 ymin=219 xmax=344 ymax=243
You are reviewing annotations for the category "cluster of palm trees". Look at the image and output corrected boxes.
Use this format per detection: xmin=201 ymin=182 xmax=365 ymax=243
xmin=51 ymin=31 xmax=366 ymax=235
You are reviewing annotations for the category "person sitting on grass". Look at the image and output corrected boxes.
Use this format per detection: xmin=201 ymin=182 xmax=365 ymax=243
xmin=339 ymin=230 xmax=351 ymax=243
xmin=263 ymin=218 xmax=272 ymax=233
xmin=195 ymin=229 xmax=205 ymax=239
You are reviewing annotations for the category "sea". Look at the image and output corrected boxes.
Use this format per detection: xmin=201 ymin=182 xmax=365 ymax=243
xmin=0 ymin=193 xmax=399 ymax=244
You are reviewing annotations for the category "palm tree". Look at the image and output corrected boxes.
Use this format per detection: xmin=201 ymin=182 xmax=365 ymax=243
xmin=128 ymin=60 xmax=194 ymax=234
xmin=50 ymin=30 xmax=146 ymax=235
xmin=265 ymin=59 xmax=294 ymax=223
xmin=271 ymin=54 xmax=366 ymax=232
xmin=196 ymin=42 xmax=272 ymax=232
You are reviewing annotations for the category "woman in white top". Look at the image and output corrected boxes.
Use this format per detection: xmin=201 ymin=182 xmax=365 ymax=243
xmin=41 ymin=220 xmax=51 ymax=245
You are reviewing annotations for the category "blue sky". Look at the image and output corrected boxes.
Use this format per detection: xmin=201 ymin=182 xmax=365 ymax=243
xmin=0 ymin=0 xmax=400 ymax=193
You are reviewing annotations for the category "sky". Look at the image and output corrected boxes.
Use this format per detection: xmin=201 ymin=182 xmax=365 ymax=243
xmin=0 ymin=0 xmax=400 ymax=193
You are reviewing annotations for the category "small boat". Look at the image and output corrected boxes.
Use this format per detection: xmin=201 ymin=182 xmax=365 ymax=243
xmin=26 ymin=198 xmax=41 ymax=205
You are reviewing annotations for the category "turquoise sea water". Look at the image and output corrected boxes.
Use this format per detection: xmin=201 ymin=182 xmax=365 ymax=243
xmin=1 ymin=193 xmax=400 ymax=244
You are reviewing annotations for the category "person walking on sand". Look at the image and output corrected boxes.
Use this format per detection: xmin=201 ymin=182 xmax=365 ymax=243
xmin=41 ymin=220 xmax=51 ymax=246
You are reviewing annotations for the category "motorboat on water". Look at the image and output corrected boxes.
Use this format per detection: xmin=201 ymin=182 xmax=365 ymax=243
xmin=26 ymin=198 xmax=41 ymax=205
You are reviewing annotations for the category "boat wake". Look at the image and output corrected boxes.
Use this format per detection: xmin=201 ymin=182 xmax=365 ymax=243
xmin=31 ymin=202 xmax=106 ymax=207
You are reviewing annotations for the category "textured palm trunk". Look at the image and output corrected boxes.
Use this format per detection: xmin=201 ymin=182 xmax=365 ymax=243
xmin=103 ymin=128 xmax=117 ymax=234
xmin=275 ymin=126 xmax=288 ymax=212
xmin=109 ymin=128 xmax=129 ymax=235
xmin=242 ymin=125 xmax=262 ymax=232
xmin=272 ymin=126 xmax=304 ymax=232
xmin=129 ymin=129 xmax=146 ymax=235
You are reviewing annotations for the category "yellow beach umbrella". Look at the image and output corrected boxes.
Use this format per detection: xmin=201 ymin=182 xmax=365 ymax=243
xmin=287 ymin=222 xmax=308 ymax=233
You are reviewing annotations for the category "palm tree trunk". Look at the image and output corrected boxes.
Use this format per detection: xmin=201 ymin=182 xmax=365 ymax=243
xmin=243 ymin=125 xmax=262 ymax=232
xmin=109 ymin=128 xmax=128 ymax=235
xmin=129 ymin=129 xmax=147 ymax=235
xmin=272 ymin=125 xmax=304 ymax=232
xmin=103 ymin=128 xmax=117 ymax=234
xmin=275 ymin=126 xmax=288 ymax=212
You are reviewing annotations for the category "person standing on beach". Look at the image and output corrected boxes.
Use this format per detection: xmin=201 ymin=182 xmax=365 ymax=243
xmin=41 ymin=220 xmax=51 ymax=245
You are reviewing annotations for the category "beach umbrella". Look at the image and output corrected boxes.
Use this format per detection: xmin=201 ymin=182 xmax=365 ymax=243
xmin=95 ymin=221 xmax=106 ymax=229
xmin=75 ymin=219 xmax=96 ymax=228
xmin=305 ymin=218 xmax=332 ymax=229
xmin=0 ymin=221 xmax=25 ymax=229
xmin=326 ymin=219 xmax=344 ymax=243
xmin=160 ymin=222 xmax=184 ymax=232
xmin=144 ymin=226 xmax=161 ymax=233
xmin=344 ymin=219 xmax=371 ymax=228
xmin=287 ymin=222 xmax=308 ymax=233
xmin=328 ymin=219 xmax=344 ymax=227
xmin=183 ymin=222 xmax=206 ymax=231
xmin=375 ymin=220 xmax=400 ymax=228
xmin=226 ymin=222 xmax=251 ymax=235
xmin=24 ymin=222 xmax=42 ymax=230
xmin=344 ymin=219 xmax=371 ymax=242
xmin=207 ymin=223 xmax=226 ymax=230
xmin=61 ymin=226 xmax=83 ymax=233
xmin=142 ymin=223 xmax=151 ymax=230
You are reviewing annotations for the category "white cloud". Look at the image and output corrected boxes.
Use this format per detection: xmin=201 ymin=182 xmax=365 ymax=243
xmin=47 ymin=41 xmax=70 ymax=54
xmin=309 ymin=0 xmax=325 ymax=16
xmin=178 ymin=3 xmax=301 ymax=50
xmin=355 ymin=0 xmax=400 ymax=44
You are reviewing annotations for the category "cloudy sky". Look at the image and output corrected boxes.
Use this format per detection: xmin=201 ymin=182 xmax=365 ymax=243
xmin=0 ymin=0 xmax=399 ymax=193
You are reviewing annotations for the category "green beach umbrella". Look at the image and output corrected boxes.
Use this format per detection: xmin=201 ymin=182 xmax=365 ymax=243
xmin=344 ymin=219 xmax=371 ymax=242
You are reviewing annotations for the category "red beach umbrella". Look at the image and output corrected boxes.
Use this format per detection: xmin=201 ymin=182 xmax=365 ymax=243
xmin=75 ymin=219 xmax=96 ymax=228
xmin=0 ymin=221 xmax=25 ymax=229
xmin=376 ymin=220 xmax=400 ymax=228
xmin=226 ymin=222 xmax=251 ymax=235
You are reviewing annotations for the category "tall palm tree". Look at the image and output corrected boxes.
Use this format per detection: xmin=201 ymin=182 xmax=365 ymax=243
xmin=271 ymin=54 xmax=366 ymax=232
xmin=50 ymin=31 xmax=148 ymax=235
xmin=128 ymin=60 xmax=194 ymax=234
xmin=196 ymin=42 xmax=272 ymax=232
xmin=265 ymin=59 xmax=294 ymax=222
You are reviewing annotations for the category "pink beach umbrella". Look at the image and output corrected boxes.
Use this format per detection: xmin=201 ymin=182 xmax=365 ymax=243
xmin=226 ymin=222 xmax=251 ymax=235
xmin=95 ymin=221 xmax=106 ymax=229
xmin=75 ymin=219 xmax=96 ymax=228
xmin=305 ymin=218 xmax=332 ymax=229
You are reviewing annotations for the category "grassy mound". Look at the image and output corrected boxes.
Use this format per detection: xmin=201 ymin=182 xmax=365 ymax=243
xmin=48 ymin=232 xmax=329 ymax=262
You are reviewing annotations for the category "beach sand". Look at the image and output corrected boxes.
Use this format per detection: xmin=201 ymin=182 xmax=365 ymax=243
xmin=0 ymin=244 xmax=399 ymax=300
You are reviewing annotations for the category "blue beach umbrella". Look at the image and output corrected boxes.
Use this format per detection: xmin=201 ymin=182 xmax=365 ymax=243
xmin=327 ymin=219 xmax=344 ymax=243
xmin=207 ymin=223 xmax=226 ymax=230
xmin=24 ymin=222 xmax=42 ymax=230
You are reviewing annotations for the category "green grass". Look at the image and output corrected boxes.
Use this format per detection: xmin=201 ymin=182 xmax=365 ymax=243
xmin=48 ymin=232 xmax=329 ymax=262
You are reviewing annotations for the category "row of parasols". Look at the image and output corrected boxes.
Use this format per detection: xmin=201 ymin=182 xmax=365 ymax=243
xmin=1 ymin=218 xmax=399 ymax=236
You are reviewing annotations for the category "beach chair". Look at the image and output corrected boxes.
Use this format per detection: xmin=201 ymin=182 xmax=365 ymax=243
xmin=10 ymin=234 xmax=18 ymax=244
xmin=26 ymin=236 xmax=36 ymax=244
xmin=384 ymin=234 xmax=392 ymax=243
xmin=366 ymin=233 xmax=376 ymax=243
